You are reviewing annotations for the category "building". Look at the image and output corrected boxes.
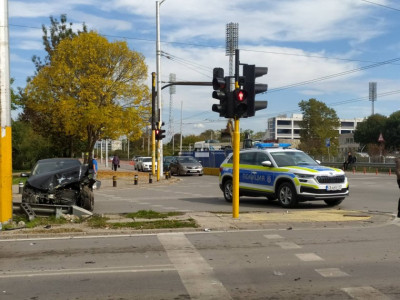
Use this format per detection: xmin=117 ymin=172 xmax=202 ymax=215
xmin=266 ymin=114 xmax=364 ymax=140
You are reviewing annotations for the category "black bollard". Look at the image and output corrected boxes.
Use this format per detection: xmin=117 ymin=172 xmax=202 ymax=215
xmin=19 ymin=182 xmax=24 ymax=194
xmin=149 ymin=173 xmax=152 ymax=184
xmin=134 ymin=174 xmax=138 ymax=185
xmin=113 ymin=175 xmax=117 ymax=187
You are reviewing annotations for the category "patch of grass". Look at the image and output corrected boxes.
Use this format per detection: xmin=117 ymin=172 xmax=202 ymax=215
xmin=12 ymin=176 xmax=27 ymax=185
xmin=110 ymin=218 xmax=198 ymax=229
xmin=124 ymin=210 xmax=184 ymax=219
xmin=25 ymin=216 xmax=70 ymax=228
xmin=86 ymin=215 xmax=110 ymax=228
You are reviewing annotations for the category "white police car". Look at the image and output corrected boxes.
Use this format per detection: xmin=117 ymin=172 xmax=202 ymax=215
xmin=219 ymin=143 xmax=349 ymax=208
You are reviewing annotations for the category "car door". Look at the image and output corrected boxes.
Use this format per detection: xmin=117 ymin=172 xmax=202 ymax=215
xmin=239 ymin=151 xmax=257 ymax=190
xmin=248 ymin=152 xmax=275 ymax=193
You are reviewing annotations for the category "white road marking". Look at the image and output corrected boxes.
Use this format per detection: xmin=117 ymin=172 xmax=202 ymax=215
xmin=295 ymin=253 xmax=324 ymax=261
xmin=341 ymin=286 xmax=390 ymax=299
xmin=158 ymin=232 xmax=232 ymax=300
xmin=315 ymin=268 xmax=349 ymax=277
xmin=0 ymin=265 xmax=174 ymax=279
xmin=275 ymin=241 xmax=302 ymax=249
xmin=264 ymin=234 xmax=284 ymax=239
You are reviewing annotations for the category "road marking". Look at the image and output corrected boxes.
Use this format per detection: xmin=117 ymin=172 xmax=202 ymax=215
xmin=341 ymin=286 xmax=389 ymax=299
xmin=295 ymin=253 xmax=324 ymax=261
xmin=315 ymin=268 xmax=349 ymax=277
xmin=264 ymin=234 xmax=284 ymax=239
xmin=275 ymin=241 xmax=301 ymax=249
xmin=0 ymin=265 xmax=175 ymax=279
xmin=158 ymin=233 xmax=232 ymax=300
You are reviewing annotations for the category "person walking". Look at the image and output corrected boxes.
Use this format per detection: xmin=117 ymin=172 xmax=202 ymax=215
xmin=112 ymin=154 xmax=120 ymax=172
xmin=92 ymin=155 xmax=98 ymax=179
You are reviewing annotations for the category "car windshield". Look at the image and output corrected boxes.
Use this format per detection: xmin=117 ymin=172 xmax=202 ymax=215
xmin=270 ymin=151 xmax=318 ymax=167
xmin=32 ymin=160 xmax=81 ymax=176
xmin=164 ymin=157 xmax=174 ymax=163
xmin=142 ymin=158 xmax=152 ymax=162
xmin=177 ymin=157 xmax=198 ymax=163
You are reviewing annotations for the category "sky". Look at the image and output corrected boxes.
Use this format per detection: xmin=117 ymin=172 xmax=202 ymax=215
xmin=7 ymin=0 xmax=400 ymax=139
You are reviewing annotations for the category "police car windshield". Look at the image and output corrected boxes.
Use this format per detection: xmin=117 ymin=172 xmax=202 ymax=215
xmin=270 ymin=151 xmax=317 ymax=167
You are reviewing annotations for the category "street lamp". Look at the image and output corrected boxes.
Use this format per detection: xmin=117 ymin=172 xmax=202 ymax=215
xmin=156 ymin=0 xmax=166 ymax=179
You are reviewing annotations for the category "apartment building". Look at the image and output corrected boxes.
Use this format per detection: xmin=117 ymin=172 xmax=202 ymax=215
xmin=266 ymin=114 xmax=364 ymax=140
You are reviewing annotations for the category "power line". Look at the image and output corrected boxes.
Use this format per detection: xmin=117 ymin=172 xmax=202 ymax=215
xmin=360 ymin=0 xmax=400 ymax=12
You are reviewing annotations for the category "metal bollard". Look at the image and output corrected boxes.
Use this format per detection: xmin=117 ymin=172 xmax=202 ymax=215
xmin=165 ymin=171 xmax=169 ymax=180
xmin=19 ymin=182 xmax=24 ymax=194
xmin=134 ymin=174 xmax=138 ymax=185
xmin=113 ymin=175 xmax=117 ymax=187
xmin=149 ymin=173 xmax=152 ymax=184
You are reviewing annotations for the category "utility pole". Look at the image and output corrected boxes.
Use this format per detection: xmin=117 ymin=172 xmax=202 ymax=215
xmin=0 ymin=0 xmax=12 ymax=227
xmin=156 ymin=0 xmax=166 ymax=180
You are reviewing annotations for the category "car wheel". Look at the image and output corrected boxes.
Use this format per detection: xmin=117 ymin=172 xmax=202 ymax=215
xmin=81 ymin=186 xmax=94 ymax=211
xmin=277 ymin=182 xmax=298 ymax=208
xmin=324 ymin=198 xmax=344 ymax=207
xmin=223 ymin=179 xmax=233 ymax=202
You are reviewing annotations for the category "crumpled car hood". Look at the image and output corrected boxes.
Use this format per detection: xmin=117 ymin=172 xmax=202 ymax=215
xmin=26 ymin=165 xmax=88 ymax=192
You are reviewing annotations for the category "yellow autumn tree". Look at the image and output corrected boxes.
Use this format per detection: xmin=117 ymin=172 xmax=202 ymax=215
xmin=25 ymin=31 xmax=150 ymax=156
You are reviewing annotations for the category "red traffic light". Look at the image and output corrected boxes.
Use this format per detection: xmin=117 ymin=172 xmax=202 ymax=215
xmin=236 ymin=90 xmax=247 ymax=101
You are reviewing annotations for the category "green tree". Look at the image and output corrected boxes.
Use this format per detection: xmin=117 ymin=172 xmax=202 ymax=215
xmin=25 ymin=31 xmax=150 ymax=159
xmin=12 ymin=121 xmax=54 ymax=170
xmin=353 ymin=114 xmax=387 ymax=151
xmin=298 ymin=98 xmax=340 ymax=157
xmin=383 ymin=110 xmax=400 ymax=151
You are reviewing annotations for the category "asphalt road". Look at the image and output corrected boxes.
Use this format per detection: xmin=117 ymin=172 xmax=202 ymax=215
xmin=93 ymin=172 xmax=400 ymax=216
xmin=1 ymin=219 xmax=400 ymax=299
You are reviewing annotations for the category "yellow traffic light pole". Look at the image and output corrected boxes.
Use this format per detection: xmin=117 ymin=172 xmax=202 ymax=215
xmin=232 ymin=117 xmax=240 ymax=218
xmin=0 ymin=0 xmax=12 ymax=228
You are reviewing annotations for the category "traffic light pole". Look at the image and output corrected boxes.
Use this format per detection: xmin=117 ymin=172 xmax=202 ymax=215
xmin=151 ymin=72 xmax=156 ymax=177
xmin=0 ymin=0 xmax=12 ymax=228
xmin=232 ymin=117 xmax=240 ymax=218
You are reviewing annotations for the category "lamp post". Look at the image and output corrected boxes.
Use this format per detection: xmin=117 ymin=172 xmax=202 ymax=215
xmin=156 ymin=0 xmax=166 ymax=179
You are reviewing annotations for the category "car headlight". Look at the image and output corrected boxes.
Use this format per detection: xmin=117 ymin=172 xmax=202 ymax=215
xmin=294 ymin=173 xmax=315 ymax=179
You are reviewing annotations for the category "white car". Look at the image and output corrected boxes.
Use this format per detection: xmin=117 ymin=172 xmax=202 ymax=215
xmin=136 ymin=157 xmax=157 ymax=172
xmin=219 ymin=143 xmax=349 ymax=208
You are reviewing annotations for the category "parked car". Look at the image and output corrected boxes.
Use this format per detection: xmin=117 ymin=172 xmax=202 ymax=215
xmin=169 ymin=156 xmax=203 ymax=176
xmin=136 ymin=156 xmax=157 ymax=172
xmin=163 ymin=156 xmax=176 ymax=171
xmin=20 ymin=158 xmax=96 ymax=211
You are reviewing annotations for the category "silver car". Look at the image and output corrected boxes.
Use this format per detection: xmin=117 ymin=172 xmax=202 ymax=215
xmin=169 ymin=156 xmax=203 ymax=176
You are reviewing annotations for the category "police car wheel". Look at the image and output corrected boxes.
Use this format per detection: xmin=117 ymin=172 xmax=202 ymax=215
xmin=223 ymin=179 xmax=233 ymax=202
xmin=324 ymin=198 xmax=344 ymax=207
xmin=277 ymin=182 xmax=298 ymax=208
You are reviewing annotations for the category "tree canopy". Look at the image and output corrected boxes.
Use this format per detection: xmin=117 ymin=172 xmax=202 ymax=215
xmin=24 ymin=31 xmax=150 ymax=157
xmin=298 ymin=98 xmax=340 ymax=157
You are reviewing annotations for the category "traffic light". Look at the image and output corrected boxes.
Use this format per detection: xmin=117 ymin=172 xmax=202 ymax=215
xmin=211 ymin=68 xmax=233 ymax=118
xmin=233 ymin=89 xmax=248 ymax=118
xmin=243 ymin=64 xmax=268 ymax=117
xmin=155 ymin=123 xmax=166 ymax=140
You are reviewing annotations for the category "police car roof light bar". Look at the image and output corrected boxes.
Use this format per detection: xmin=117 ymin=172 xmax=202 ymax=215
xmin=254 ymin=143 xmax=291 ymax=149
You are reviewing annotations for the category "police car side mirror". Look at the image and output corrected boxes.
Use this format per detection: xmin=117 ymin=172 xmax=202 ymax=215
xmin=316 ymin=160 xmax=321 ymax=164
xmin=261 ymin=161 xmax=272 ymax=167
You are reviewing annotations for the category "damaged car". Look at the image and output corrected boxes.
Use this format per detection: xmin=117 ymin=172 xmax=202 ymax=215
xmin=20 ymin=158 xmax=96 ymax=211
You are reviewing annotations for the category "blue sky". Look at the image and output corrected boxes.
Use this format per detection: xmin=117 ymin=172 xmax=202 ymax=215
xmin=8 ymin=0 xmax=400 ymax=138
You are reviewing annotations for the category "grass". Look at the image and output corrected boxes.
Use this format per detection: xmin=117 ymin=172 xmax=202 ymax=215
xmin=109 ymin=219 xmax=197 ymax=229
xmin=12 ymin=176 xmax=27 ymax=185
xmin=124 ymin=210 xmax=184 ymax=219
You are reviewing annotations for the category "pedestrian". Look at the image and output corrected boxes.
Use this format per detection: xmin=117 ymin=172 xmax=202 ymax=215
xmin=395 ymin=157 xmax=400 ymax=218
xmin=92 ymin=155 xmax=98 ymax=179
xmin=112 ymin=154 xmax=120 ymax=171
xmin=343 ymin=151 xmax=353 ymax=170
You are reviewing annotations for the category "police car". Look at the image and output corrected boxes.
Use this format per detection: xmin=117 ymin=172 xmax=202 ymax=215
xmin=219 ymin=143 xmax=349 ymax=208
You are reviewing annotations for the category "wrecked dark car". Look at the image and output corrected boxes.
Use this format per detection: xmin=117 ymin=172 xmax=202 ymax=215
xmin=21 ymin=158 xmax=95 ymax=211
